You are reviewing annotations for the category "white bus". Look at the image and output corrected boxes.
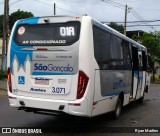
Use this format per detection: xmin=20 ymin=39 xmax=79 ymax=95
xmin=7 ymin=15 xmax=150 ymax=118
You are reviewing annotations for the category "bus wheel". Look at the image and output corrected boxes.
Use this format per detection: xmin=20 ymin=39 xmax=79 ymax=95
xmin=113 ymin=97 xmax=122 ymax=119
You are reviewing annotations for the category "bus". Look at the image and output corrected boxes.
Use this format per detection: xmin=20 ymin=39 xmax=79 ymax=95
xmin=7 ymin=15 xmax=150 ymax=118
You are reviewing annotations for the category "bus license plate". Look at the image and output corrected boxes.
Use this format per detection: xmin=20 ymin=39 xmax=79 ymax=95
xmin=35 ymin=79 xmax=49 ymax=85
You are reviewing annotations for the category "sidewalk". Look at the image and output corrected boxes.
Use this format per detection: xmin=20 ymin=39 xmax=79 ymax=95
xmin=0 ymin=78 xmax=7 ymax=95
xmin=0 ymin=78 xmax=7 ymax=90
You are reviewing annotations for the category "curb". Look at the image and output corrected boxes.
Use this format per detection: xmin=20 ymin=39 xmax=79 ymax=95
xmin=0 ymin=88 xmax=7 ymax=91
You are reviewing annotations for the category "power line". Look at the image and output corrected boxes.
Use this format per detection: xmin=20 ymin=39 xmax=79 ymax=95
xmin=134 ymin=7 xmax=160 ymax=12
xmin=10 ymin=0 xmax=23 ymax=6
xmin=127 ymin=24 xmax=160 ymax=27
xmin=56 ymin=6 xmax=80 ymax=15
xmin=101 ymin=0 xmax=125 ymax=10
xmin=47 ymin=1 xmax=101 ymax=5
xmin=0 ymin=0 xmax=24 ymax=5
xmin=34 ymin=0 xmax=80 ymax=15
xmin=103 ymin=0 xmax=125 ymax=7
xmin=102 ymin=19 xmax=160 ymax=23
xmin=130 ymin=8 xmax=156 ymax=31
xmin=100 ymin=1 xmax=160 ymax=31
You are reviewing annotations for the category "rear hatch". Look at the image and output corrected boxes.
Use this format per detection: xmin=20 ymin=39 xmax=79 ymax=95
xmin=10 ymin=16 xmax=81 ymax=100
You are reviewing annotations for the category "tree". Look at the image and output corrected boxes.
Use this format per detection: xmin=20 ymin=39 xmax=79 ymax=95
xmin=9 ymin=9 xmax=34 ymax=30
xmin=108 ymin=22 xmax=124 ymax=34
xmin=0 ymin=10 xmax=33 ymax=37
xmin=132 ymin=32 xmax=160 ymax=82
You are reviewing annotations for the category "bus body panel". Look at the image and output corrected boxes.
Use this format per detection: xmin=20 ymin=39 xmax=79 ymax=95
xmin=135 ymin=71 xmax=146 ymax=99
xmin=9 ymin=16 xmax=81 ymax=102
xmin=8 ymin=92 xmax=89 ymax=116
xmin=10 ymin=44 xmax=79 ymax=100
xmin=94 ymin=70 xmax=132 ymax=101
xmin=92 ymin=70 xmax=131 ymax=116
xmin=78 ymin=16 xmax=96 ymax=116
xmin=133 ymin=71 xmax=138 ymax=98
xmin=8 ymin=16 xmax=95 ymax=117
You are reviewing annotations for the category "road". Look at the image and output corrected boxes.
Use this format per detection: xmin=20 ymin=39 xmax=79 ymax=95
xmin=0 ymin=84 xmax=160 ymax=135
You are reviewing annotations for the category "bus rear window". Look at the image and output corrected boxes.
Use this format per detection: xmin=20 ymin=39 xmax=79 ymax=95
xmin=14 ymin=21 xmax=80 ymax=46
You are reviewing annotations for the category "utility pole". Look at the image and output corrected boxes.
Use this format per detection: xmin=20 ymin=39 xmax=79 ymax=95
xmin=1 ymin=0 xmax=7 ymax=71
xmin=54 ymin=3 xmax=56 ymax=15
xmin=124 ymin=5 xmax=127 ymax=36
xmin=1 ymin=0 xmax=9 ymax=71
xmin=6 ymin=0 xmax=9 ymax=54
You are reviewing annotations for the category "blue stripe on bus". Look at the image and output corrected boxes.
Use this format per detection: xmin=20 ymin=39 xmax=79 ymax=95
xmin=104 ymin=90 xmax=129 ymax=97
xmin=32 ymin=72 xmax=76 ymax=75
xmin=10 ymin=42 xmax=33 ymax=71
xmin=10 ymin=17 xmax=39 ymax=73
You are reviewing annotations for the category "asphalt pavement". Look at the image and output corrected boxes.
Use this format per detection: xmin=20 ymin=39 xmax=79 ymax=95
xmin=0 ymin=84 xmax=160 ymax=136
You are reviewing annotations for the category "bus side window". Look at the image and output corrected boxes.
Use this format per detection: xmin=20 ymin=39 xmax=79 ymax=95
xmin=93 ymin=25 xmax=111 ymax=70
xmin=110 ymin=35 xmax=123 ymax=70
xmin=132 ymin=46 xmax=139 ymax=71
xmin=142 ymin=50 xmax=147 ymax=71
xmin=122 ymin=40 xmax=131 ymax=70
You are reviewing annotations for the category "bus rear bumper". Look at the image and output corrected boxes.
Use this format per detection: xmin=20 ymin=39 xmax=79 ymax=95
xmin=8 ymin=95 xmax=89 ymax=117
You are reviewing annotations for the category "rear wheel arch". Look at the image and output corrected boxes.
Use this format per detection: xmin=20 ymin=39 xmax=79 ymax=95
xmin=119 ymin=92 xmax=124 ymax=106
xmin=145 ymin=85 xmax=149 ymax=93
xmin=113 ymin=92 xmax=124 ymax=119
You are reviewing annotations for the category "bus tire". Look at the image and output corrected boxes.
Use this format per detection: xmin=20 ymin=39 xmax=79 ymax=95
xmin=113 ymin=97 xmax=122 ymax=119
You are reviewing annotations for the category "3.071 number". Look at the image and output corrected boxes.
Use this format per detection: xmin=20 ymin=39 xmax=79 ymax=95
xmin=52 ymin=87 xmax=65 ymax=94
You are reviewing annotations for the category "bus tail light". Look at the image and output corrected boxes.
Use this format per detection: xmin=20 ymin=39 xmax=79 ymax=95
xmin=77 ymin=71 xmax=89 ymax=99
xmin=7 ymin=68 xmax=12 ymax=93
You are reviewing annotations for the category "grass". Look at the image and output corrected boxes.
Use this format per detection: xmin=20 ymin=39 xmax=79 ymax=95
xmin=155 ymin=74 xmax=160 ymax=80
xmin=0 ymin=70 xmax=7 ymax=79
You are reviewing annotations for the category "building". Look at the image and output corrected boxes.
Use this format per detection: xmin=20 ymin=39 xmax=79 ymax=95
xmin=126 ymin=30 xmax=145 ymax=44
xmin=126 ymin=30 xmax=144 ymax=38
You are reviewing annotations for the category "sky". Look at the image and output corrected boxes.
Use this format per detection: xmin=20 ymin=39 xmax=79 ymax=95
xmin=0 ymin=0 xmax=160 ymax=32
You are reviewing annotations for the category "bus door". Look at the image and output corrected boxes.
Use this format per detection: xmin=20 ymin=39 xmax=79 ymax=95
xmin=136 ymin=50 xmax=144 ymax=98
xmin=131 ymin=47 xmax=146 ymax=99
xmin=140 ymin=50 xmax=147 ymax=97
xmin=131 ymin=46 xmax=139 ymax=99
xmin=135 ymin=50 xmax=147 ymax=99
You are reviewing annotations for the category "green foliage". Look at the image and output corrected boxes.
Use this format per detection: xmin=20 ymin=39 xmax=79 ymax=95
xmin=132 ymin=32 xmax=160 ymax=68
xmin=132 ymin=31 xmax=160 ymax=82
xmin=0 ymin=10 xmax=34 ymax=37
xmin=9 ymin=9 xmax=34 ymax=30
xmin=108 ymin=22 xmax=124 ymax=34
